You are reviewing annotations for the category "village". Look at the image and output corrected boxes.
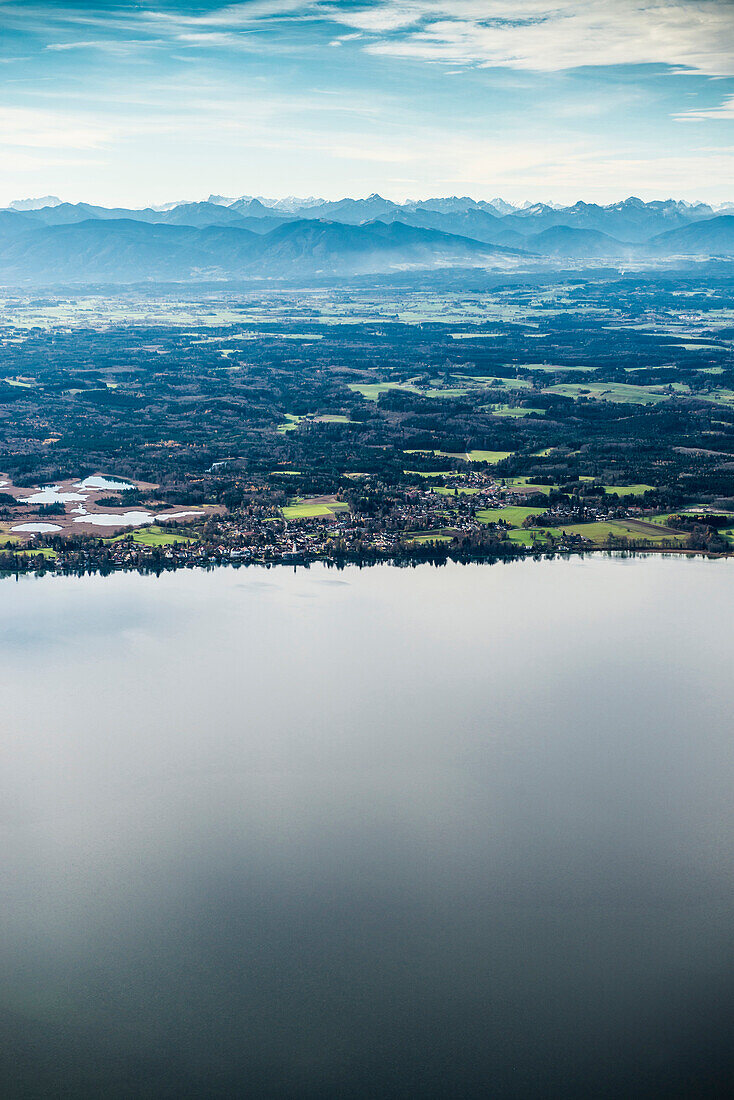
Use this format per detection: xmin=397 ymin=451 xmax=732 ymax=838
xmin=1 ymin=465 xmax=721 ymax=577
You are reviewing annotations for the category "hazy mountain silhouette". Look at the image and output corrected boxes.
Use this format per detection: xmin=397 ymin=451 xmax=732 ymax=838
xmin=645 ymin=215 xmax=734 ymax=256
xmin=0 ymin=195 xmax=731 ymax=282
xmin=0 ymin=217 xmax=520 ymax=282
xmin=0 ymin=211 xmax=35 ymax=237
xmin=524 ymin=226 xmax=636 ymax=258
xmin=295 ymin=194 xmax=400 ymax=223
xmin=492 ymin=198 xmax=712 ymax=242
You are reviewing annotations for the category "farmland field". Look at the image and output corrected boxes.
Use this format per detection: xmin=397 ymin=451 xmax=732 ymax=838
xmin=282 ymin=499 xmax=349 ymax=520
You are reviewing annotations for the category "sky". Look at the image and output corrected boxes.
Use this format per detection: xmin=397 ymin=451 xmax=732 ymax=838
xmin=2 ymin=0 xmax=734 ymax=207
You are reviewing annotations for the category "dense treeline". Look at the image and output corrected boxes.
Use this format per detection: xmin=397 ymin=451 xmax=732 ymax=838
xmin=0 ymin=274 xmax=733 ymax=511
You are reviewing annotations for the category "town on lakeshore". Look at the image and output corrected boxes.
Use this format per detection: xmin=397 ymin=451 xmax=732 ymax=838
xmin=2 ymin=265 xmax=734 ymax=578
xmin=0 ymin=465 xmax=729 ymax=579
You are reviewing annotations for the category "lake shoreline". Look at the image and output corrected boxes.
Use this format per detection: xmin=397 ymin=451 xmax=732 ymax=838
xmin=2 ymin=539 xmax=730 ymax=581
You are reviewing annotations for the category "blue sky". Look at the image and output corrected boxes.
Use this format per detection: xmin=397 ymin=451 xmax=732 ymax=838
xmin=2 ymin=1 xmax=734 ymax=206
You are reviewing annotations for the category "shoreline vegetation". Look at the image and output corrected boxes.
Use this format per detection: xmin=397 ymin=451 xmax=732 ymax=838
xmin=4 ymin=469 xmax=731 ymax=578
xmin=2 ymin=532 xmax=730 ymax=582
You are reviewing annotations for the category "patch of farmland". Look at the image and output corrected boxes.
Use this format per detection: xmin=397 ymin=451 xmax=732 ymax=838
xmin=491 ymin=405 xmax=545 ymax=418
xmin=282 ymin=499 xmax=349 ymax=520
xmin=603 ymin=484 xmax=655 ymax=497
xmin=559 ymin=519 xmax=688 ymax=545
xmin=477 ymin=506 xmax=543 ymax=527
xmin=544 ymin=382 xmax=671 ymax=405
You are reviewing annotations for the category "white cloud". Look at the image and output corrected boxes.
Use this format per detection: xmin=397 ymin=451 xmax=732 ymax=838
xmin=2 ymin=2 xmax=733 ymax=205
xmin=15 ymin=1 xmax=734 ymax=76
xmin=0 ymin=106 xmax=115 ymax=149
xmin=328 ymin=1 xmax=734 ymax=75
xmin=139 ymin=0 xmax=322 ymax=34
xmin=387 ymin=136 xmax=734 ymax=206
xmin=0 ymin=149 xmax=99 ymax=173
xmin=677 ymin=94 xmax=734 ymax=120
xmin=45 ymin=39 xmax=146 ymax=55
xmin=324 ymin=1 xmax=430 ymax=33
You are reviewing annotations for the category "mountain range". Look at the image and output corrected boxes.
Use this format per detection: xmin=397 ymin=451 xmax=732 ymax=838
xmin=1 ymin=194 xmax=733 ymax=282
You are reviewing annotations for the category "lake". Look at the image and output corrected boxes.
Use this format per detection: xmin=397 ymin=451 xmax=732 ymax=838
xmin=1 ymin=556 xmax=734 ymax=1097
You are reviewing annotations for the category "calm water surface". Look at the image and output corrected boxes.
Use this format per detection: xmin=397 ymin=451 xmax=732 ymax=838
xmin=2 ymin=556 xmax=734 ymax=1098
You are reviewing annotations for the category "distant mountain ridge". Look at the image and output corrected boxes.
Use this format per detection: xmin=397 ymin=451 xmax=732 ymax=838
xmin=645 ymin=215 xmax=734 ymax=255
xmin=7 ymin=193 xmax=724 ymax=234
xmin=0 ymin=194 xmax=733 ymax=282
xmin=0 ymin=217 xmax=522 ymax=283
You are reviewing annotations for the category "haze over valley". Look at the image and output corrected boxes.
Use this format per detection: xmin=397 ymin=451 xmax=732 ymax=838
xmin=3 ymin=193 xmax=734 ymax=282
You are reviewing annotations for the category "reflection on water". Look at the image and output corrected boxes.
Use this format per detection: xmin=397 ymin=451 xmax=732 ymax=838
xmin=1 ymin=557 xmax=734 ymax=1098
xmin=10 ymin=522 xmax=62 ymax=533
xmin=72 ymin=509 xmax=155 ymax=527
xmin=19 ymin=486 xmax=88 ymax=505
xmin=75 ymin=476 xmax=134 ymax=491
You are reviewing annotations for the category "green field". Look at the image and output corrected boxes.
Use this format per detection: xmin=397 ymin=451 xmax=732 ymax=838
xmin=11 ymin=547 xmax=58 ymax=559
xmin=466 ymin=449 xmax=512 ymax=463
xmin=433 ymin=486 xmax=483 ymax=496
xmin=520 ymin=364 xmax=594 ymax=373
xmin=603 ymin=484 xmax=655 ymax=497
xmin=350 ymin=382 xmax=418 ymax=401
xmin=404 ymin=470 xmax=453 ymax=478
xmin=647 ymin=513 xmax=677 ymax=526
xmin=676 ymin=343 xmax=727 ymax=352
xmin=423 ymin=386 xmax=470 ymax=398
xmin=461 ymin=376 xmax=532 ymax=390
xmin=277 ymin=412 xmax=350 ymax=432
xmin=406 ymin=531 xmax=454 ymax=544
xmin=696 ymin=388 xmax=734 ymax=407
xmin=103 ymin=525 xmax=197 ymax=547
xmin=351 ymin=381 xmax=467 ymax=402
xmin=502 ymin=477 xmax=553 ymax=494
xmin=558 ymin=519 xmax=688 ymax=545
xmin=132 ymin=526 xmax=196 ymax=547
xmin=491 ymin=405 xmax=545 ymax=418
xmin=545 ymin=382 xmax=671 ymax=405
xmin=276 ymin=413 xmax=303 ymax=432
xmin=404 ymin=448 xmax=511 ymax=464
xmin=477 ymin=506 xmax=543 ymax=527
xmin=505 ymin=529 xmax=555 ymax=546
xmin=477 ymin=506 xmax=687 ymax=547
xmin=282 ymin=499 xmax=349 ymax=520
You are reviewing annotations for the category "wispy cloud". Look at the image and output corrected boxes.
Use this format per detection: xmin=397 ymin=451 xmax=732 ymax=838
xmin=11 ymin=2 xmax=734 ymax=75
xmin=0 ymin=2 xmax=733 ymax=205
xmin=328 ymin=1 xmax=734 ymax=76
xmin=0 ymin=106 xmax=115 ymax=149
xmin=677 ymin=94 xmax=734 ymax=120
xmin=0 ymin=149 xmax=100 ymax=172
xmin=45 ymin=38 xmax=150 ymax=55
